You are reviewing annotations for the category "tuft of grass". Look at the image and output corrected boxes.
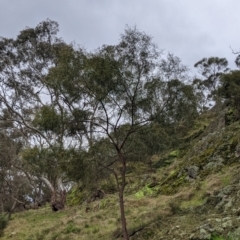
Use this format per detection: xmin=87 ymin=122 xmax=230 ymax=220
xmin=0 ymin=214 xmax=8 ymax=237
xmin=134 ymin=185 xmax=155 ymax=199
xmin=62 ymin=224 xmax=81 ymax=234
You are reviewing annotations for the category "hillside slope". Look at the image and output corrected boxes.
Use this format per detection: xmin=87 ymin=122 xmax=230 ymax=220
xmin=2 ymin=110 xmax=240 ymax=240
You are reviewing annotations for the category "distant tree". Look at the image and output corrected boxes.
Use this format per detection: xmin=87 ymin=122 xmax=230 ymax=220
xmin=219 ymin=70 xmax=240 ymax=121
xmin=159 ymin=53 xmax=189 ymax=82
xmin=192 ymin=78 xmax=209 ymax=112
xmin=145 ymin=77 xmax=198 ymax=146
xmin=235 ymin=54 xmax=240 ymax=69
xmin=194 ymin=57 xmax=229 ymax=108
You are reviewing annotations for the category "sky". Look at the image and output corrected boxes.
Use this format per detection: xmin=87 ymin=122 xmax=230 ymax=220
xmin=1 ymin=0 xmax=240 ymax=73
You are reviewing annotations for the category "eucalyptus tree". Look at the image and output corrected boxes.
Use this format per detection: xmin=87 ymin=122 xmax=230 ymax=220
xmin=194 ymin=57 xmax=229 ymax=108
xmin=0 ymin=19 xmax=85 ymax=208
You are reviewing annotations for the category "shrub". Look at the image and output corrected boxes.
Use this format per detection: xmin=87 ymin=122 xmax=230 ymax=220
xmin=63 ymin=224 xmax=81 ymax=234
xmin=0 ymin=214 xmax=8 ymax=237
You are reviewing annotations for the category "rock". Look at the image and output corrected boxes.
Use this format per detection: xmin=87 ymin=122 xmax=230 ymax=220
xmin=186 ymin=166 xmax=199 ymax=179
xmin=200 ymin=223 xmax=213 ymax=232
xmin=235 ymin=143 xmax=240 ymax=158
xmin=222 ymin=217 xmax=232 ymax=229
xmin=90 ymin=189 xmax=105 ymax=202
xmin=224 ymin=198 xmax=233 ymax=211
xmin=199 ymin=228 xmax=211 ymax=239
xmin=204 ymin=160 xmax=223 ymax=169
xmin=214 ymin=226 xmax=224 ymax=234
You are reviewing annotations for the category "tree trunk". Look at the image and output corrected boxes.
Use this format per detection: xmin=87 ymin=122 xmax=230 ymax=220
xmin=118 ymin=152 xmax=129 ymax=240
xmin=119 ymin=186 xmax=129 ymax=240
xmin=41 ymin=177 xmax=66 ymax=208
xmin=59 ymin=189 xmax=66 ymax=207
xmin=51 ymin=189 xmax=57 ymax=205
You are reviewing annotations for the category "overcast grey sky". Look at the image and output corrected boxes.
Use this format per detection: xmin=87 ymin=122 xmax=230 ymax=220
xmin=1 ymin=0 xmax=240 ymax=72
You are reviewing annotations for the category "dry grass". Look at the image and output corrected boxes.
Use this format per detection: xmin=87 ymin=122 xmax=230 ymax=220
xmin=2 ymin=160 xmax=239 ymax=239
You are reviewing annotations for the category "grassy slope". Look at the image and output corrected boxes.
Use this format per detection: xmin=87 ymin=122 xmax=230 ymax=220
xmin=2 ymin=112 xmax=240 ymax=240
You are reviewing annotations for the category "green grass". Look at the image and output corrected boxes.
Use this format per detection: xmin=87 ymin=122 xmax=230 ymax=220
xmin=2 ymin=117 xmax=240 ymax=240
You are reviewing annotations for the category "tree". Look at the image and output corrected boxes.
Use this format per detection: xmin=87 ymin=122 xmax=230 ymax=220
xmin=145 ymin=76 xmax=198 ymax=147
xmin=219 ymin=70 xmax=240 ymax=122
xmin=84 ymin=28 xmax=161 ymax=240
xmin=0 ymin=19 xmax=83 ymax=209
xmin=159 ymin=53 xmax=189 ymax=82
xmin=0 ymin=130 xmax=30 ymax=218
xmin=235 ymin=55 xmax=240 ymax=68
xmin=194 ymin=57 xmax=229 ymax=108
xmin=45 ymin=26 xmax=160 ymax=239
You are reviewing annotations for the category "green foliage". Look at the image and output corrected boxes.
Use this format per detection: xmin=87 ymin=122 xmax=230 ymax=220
xmin=32 ymin=105 xmax=61 ymax=133
xmin=194 ymin=57 xmax=229 ymax=79
xmin=84 ymin=52 xmax=121 ymax=100
xmin=147 ymin=78 xmax=198 ymax=148
xmin=62 ymin=223 xmax=81 ymax=234
xmin=67 ymin=109 xmax=88 ymax=136
xmin=134 ymin=185 xmax=155 ymax=199
xmin=101 ymin=179 xmax=118 ymax=194
xmin=66 ymin=186 xmax=85 ymax=206
xmin=99 ymin=197 xmax=117 ymax=209
xmin=21 ymin=146 xmax=59 ymax=178
xmin=61 ymin=149 xmax=85 ymax=182
xmin=193 ymin=56 xmax=229 ymax=111
xmin=153 ymin=151 xmax=180 ymax=169
xmin=210 ymin=234 xmax=231 ymax=240
xmin=169 ymin=150 xmax=179 ymax=158
xmin=220 ymin=70 xmax=240 ymax=121
xmin=46 ymin=44 xmax=85 ymax=100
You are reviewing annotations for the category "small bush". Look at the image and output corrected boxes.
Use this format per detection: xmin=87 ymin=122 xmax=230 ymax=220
xmin=67 ymin=186 xmax=85 ymax=206
xmin=101 ymin=180 xmax=117 ymax=194
xmin=92 ymin=227 xmax=99 ymax=234
xmin=0 ymin=214 xmax=8 ymax=237
xmin=63 ymin=224 xmax=81 ymax=234
xmin=134 ymin=185 xmax=154 ymax=199
xmin=169 ymin=150 xmax=180 ymax=158
xmin=168 ymin=201 xmax=182 ymax=215
xmin=210 ymin=234 xmax=225 ymax=240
